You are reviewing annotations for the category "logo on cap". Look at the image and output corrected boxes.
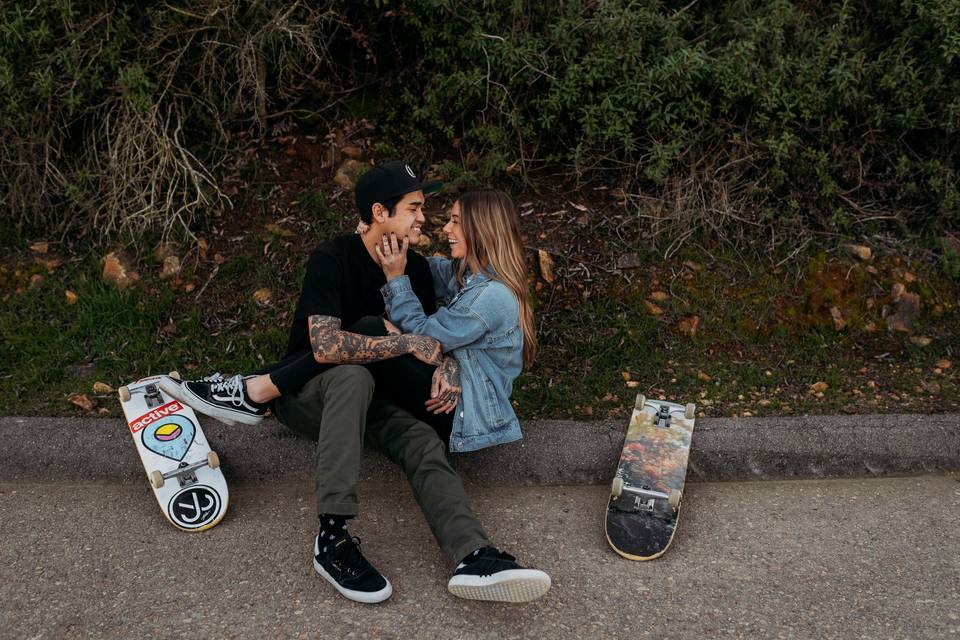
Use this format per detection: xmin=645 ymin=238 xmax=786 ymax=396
xmin=405 ymin=164 xmax=416 ymax=178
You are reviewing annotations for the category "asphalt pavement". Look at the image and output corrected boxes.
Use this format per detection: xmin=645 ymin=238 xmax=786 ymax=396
xmin=2 ymin=411 xmax=959 ymax=638
xmin=2 ymin=476 xmax=958 ymax=639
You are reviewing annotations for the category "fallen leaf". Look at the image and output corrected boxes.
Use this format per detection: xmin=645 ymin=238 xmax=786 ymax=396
xmin=253 ymin=288 xmax=273 ymax=306
xmin=569 ymin=201 xmax=589 ymax=212
xmin=645 ymin=301 xmax=664 ymax=315
xmin=697 ymin=371 xmax=713 ymax=382
xmin=621 ymin=371 xmax=631 ymax=382
xmin=36 ymin=256 xmax=61 ymax=271
xmin=65 ymin=290 xmax=77 ymax=305
xmin=829 ymin=306 xmax=846 ymax=330
xmin=677 ymin=315 xmax=700 ymax=336
xmin=92 ymin=382 xmax=113 ymax=394
xmin=649 ymin=291 xmax=669 ymax=302
xmin=30 ymin=242 xmax=49 ymax=253
xmin=538 ymin=250 xmax=556 ymax=283
xmin=847 ymin=245 xmax=872 ymax=261
xmin=160 ymin=256 xmax=181 ymax=279
xmin=909 ymin=336 xmax=932 ymax=347
xmin=69 ymin=394 xmax=95 ymax=412
xmin=265 ymin=223 xmax=296 ymax=238
xmin=30 ymin=274 xmax=44 ymax=287
xmin=809 ymin=381 xmax=829 ymax=394
xmin=626 ymin=380 xmax=639 ymax=388
xmin=935 ymin=359 xmax=952 ymax=370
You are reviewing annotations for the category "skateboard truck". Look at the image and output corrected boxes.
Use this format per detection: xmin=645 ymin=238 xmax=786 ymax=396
xmin=150 ymin=451 xmax=221 ymax=489
xmin=119 ymin=383 xmax=164 ymax=407
xmin=611 ymin=476 xmax=682 ymax=511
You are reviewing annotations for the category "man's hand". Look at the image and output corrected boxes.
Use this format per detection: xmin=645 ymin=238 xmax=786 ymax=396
xmin=383 ymin=317 xmax=401 ymax=335
xmin=426 ymin=356 xmax=461 ymax=414
xmin=375 ymin=232 xmax=408 ymax=280
xmin=404 ymin=334 xmax=443 ymax=366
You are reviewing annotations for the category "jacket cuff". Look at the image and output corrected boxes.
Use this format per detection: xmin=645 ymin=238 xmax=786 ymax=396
xmin=381 ymin=275 xmax=413 ymax=303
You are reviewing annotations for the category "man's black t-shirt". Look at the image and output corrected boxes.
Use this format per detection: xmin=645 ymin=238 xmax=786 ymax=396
xmin=285 ymin=234 xmax=437 ymax=357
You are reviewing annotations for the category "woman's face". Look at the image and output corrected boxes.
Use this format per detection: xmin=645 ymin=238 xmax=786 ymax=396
xmin=442 ymin=201 xmax=468 ymax=260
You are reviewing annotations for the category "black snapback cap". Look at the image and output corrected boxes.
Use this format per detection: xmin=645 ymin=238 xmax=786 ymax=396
xmin=355 ymin=160 xmax=443 ymax=222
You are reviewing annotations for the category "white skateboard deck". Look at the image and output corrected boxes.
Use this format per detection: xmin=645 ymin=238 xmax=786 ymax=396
xmin=119 ymin=374 xmax=228 ymax=531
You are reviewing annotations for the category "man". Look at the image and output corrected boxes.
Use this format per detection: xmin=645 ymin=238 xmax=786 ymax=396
xmin=182 ymin=161 xmax=551 ymax=604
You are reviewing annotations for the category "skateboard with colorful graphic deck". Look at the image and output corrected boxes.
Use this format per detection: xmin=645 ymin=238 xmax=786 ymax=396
xmin=118 ymin=373 xmax=228 ymax=532
xmin=605 ymin=394 xmax=695 ymax=560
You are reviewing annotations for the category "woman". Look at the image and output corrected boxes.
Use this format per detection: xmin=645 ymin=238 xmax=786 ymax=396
xmin=376 ymin=189 xmax=536 ymax=452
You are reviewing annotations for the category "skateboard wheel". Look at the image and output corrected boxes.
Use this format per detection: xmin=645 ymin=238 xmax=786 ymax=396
xmin=207 ymin=451 xmax=220 ymax=469
xmin=150 ymin=470 xmax=165 ymax=489
xmin=684 ymin=403 xmax=696 ymax=420
xmin=118 ymin=386 xmax=131 ymax=402
xmin=635 ymin=394 xmax=646 ymax=411
xmin=168 ymin=370 xmax=181 ymax=381
xmin=611 ymin=477 xmax=624 ymax=497
xmin=669 ymin=489 xmax=682 ymax=511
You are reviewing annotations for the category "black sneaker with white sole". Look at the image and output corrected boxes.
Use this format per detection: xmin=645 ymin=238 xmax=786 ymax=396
xmin=160 ymin=372 xmax=225 ymax=405
xmin=447 ymin=547 xmax=551 ymax=602
xmin=177 ymin=374 xmax=269 ymax=426
xmin=314 ymin=535 xmax=392 ymax=603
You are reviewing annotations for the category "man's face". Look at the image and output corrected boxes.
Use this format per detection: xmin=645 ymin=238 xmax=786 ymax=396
xmin=380 ymin=190 xmax=426 ymax=244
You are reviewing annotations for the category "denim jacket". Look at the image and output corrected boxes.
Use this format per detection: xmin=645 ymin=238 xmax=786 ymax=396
xmin=380 ymin=257 xmax=523 ymax=452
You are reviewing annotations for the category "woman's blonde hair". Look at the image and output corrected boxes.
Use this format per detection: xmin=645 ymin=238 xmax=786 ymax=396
xmin=454 ymin=190 xmax=536 ymax=368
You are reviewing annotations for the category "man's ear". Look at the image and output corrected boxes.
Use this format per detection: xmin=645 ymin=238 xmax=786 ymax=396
xmin=371 ymin=203 xmax=389 ymax=224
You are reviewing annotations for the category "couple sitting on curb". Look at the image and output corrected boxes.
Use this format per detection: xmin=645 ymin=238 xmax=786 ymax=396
xmin=162 ymin=161 xmax=551 ymax=604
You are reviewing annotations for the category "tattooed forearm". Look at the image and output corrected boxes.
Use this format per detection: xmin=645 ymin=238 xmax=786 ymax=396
xmin=308 ymin=315 xmax=442 ymax=365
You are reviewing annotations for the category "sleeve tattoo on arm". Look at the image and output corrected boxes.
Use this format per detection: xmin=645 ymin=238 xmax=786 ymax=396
xmin=308 ymin=315 xmax=442 ymax=365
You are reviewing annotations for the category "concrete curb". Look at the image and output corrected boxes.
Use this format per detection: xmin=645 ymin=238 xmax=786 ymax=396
xmin=2 ymin=413 xmax=958 ymax=485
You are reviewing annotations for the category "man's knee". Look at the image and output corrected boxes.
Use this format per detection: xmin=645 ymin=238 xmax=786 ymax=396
xmin=322 ymin=364 xmax=375 ymax=398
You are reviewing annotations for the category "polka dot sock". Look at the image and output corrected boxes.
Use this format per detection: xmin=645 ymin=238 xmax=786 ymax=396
xmin=318 ymin=514 xmax=351 ymax=554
